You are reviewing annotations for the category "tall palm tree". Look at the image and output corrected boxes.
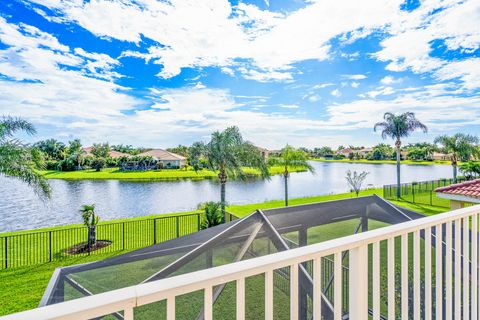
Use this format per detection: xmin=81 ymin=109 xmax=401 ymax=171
xmin=268 ymin=145 xmax=314 ymax=206
xmin=434 ymin=133 xmax=479 ymax=182
xmin=189 ymin=126 xmax=269 ymax=221
xmin=0 ymin=116 xmax=51 ymax=198
xmin=374 ymin=112 xmax=427 ymax=198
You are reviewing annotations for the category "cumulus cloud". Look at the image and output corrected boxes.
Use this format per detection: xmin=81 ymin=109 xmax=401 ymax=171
xmin=330 ymin=89 xmax=341 ymax=97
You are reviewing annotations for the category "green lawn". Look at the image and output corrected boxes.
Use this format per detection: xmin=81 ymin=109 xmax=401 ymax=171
xmin=311 ymin=158 xmax=452 ymax=166
xmin=40 ymin=166 xmax=306 ymax=181
xmin=0 ymin=190 xmax=449 ymax=316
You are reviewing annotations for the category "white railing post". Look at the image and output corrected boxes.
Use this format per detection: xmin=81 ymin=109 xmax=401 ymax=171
xmin=349 ymin=245 xmax=368 ymax=320
xmin=236 ymin=278 xmax=245 ymax=320
xmin=265 ymin=270 xmax=273 ymax=320
xmin=313 ymin=257 xmax=322 ymax=320
xmin=166 ymin=297 xmax=175 ymax=320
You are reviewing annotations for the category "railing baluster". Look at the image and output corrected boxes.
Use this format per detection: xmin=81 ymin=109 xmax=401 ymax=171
xmin=290 ymin=263 xmax=299 ymax=320
xmin=166 ymin=296 xmax=175 ymax=320
xmin=313 ymin=257 xmax=322 ymax=320
xmin=204 ymin=286 xmax=212 ymax=320
xmin=349 ymin=246 xmax=368 ymax=320
xmin=334 ymin=252 xmax=342 ymax=320
xmin=435 ymin=224 xmax=443 ymax=320
xmin=236 ymin=278 xmax=245 ymax=320
xmin=425 ymin=226 xmax=432 ymax=320
xmin=413 ymin=230 xmax=420 ymax=320
xmin=372 ymin=242 xmax=380 ymax=320
xmin=473 ymin=214 xmax=478 ymax=320
xmin=445 ymin=222 xmax=452 ymax=320
xmin=455 ymin=219 xmax=461 ymax=319
xmin=387 ymin=237 xmax=395 ymax=320
xmin=463 ymin=217 xmax=470 ymax=319
xmin=124 ymin=306 xmax=134 ymax=320
xmin=401 ymin=234 xmax=408 ymax=319
xmin=265 ymin=270 xmax=273 ymax=320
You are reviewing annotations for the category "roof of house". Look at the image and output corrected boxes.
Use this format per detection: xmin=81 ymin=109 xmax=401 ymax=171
xmin=138 ymin=149 xmax=186 ymax=161
xmin=435 ymin=179 xmax=480 ymax=199
xmin=337 ymin=148 xmax=354 ymax=154
xmin=82 ymin=147 xmax=130 ymax=159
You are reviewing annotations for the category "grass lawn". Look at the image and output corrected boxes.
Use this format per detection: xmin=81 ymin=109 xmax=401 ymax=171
xmin=311 ymin=158 xmax=452 ymax=166
xmin=0 ymin=189 xmax=449 ymax=316
xmin=40 ymin=166 xmax=306 ymax=181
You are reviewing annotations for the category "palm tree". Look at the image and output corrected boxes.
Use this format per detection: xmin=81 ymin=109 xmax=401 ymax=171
xmin=198 ymin=201 xmax=223 ymax=229
xmin=268 ymin=145 xmax=314 ymax=206
xmin=374 ymin=112 xmax=427 ymax=198
xmin=189 ymin=126 xmax=269 ymax=222
xmin=0 ymin=116 xmax=51 ymax=197
xmin=434 ymin=133 xmax=479 ymax=182
xmin=80 ymin=204 xmax=100 ymax=251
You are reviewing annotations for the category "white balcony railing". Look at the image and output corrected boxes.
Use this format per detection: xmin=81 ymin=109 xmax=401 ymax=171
xmin=2 ymin=204 xmax=480 ymax=320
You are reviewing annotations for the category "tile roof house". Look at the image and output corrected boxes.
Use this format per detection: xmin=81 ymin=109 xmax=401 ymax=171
xmin=82 ymin=147 xmax=130 ymax=159
xmin=138 ymin=149 xmax=186 ymax=168
xmin=435 ymin=179 xmax=480 ymax=209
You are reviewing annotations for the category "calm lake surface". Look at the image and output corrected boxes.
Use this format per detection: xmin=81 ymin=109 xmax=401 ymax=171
xmin=0 ymin=162 xmax=453 ymax=232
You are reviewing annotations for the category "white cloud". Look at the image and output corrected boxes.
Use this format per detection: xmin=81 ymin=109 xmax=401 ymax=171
xmin=330 ymin=89 xmax=341 ymax=97
xmin=279 ymin=104 xmax=299 ymax=109
xmin=29 ymin=0 xmax=402 ymax=81
xmin=342 ymin=74 xmax=367 ymax=80
xmin=221 ymin=67 xmax=235 ymax=77
xmin=366 ymin=86 xmax=395 ymax=98
xmin=351 ymin=82 xmax=360 ymax=88
xmin=380 ymin=75 xmax=402 ymax=85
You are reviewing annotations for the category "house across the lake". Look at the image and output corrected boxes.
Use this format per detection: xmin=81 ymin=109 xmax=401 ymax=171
xmin=82 ymin=147 xmax=130 ymax=159
xmin=137 ymin=149 xmax=186 ymax=168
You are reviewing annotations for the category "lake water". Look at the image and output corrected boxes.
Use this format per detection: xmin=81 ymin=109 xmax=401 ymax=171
xmin=0 ymin=162 xmax=453 ymax=232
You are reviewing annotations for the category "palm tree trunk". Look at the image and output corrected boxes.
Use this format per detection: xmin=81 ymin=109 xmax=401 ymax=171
xmin=395 ymin=140 xmax=401 ymax=199
xmin=452 ymin=160 xmax=458 ymax=183
xmin=284 ymin=168 xmax=289 ymax=207
xmin=87 ymin=226 xmax=96 ymax=252
xmin=219 ymin=167 xmax=227 ymax=223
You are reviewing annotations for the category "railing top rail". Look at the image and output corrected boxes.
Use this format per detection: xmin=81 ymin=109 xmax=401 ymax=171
xmin=2 ymin=204 xmax=479 ymax=320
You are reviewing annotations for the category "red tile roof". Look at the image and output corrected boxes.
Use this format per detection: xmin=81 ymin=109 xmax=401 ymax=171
xmin=435 ymin=179 xmax=480 ymax=199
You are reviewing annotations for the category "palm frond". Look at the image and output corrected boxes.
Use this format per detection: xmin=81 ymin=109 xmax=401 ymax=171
xmin=0 ymin=116 xmax=36 ymax=141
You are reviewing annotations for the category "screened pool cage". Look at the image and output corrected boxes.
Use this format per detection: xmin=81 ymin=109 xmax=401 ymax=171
xmin=41 ymin=195 xmax=426 ymax=320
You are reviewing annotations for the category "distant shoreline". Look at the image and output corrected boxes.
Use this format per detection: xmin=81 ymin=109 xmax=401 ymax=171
xmin=39 ymin=166 xmax=307 ymax=181
xmin=310 ymin=158 xmax=452 ymax=166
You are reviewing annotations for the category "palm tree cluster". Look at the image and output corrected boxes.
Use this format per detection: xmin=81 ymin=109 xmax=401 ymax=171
xmin=434 ymin=133 xmax=479 ymax=182
xmin=189 ymin=126 xmax=269 ymax=222
xmin=0 ymin=116 xmax=51 ymax=198
xmin=374 ymin=112 xmax=428 ymax=198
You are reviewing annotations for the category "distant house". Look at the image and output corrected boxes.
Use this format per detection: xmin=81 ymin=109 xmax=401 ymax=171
xmin=138 ymin=149 xmax=186 ymax=168
xmin=435 ymin=179 xmax=480 ymax=209
xmin=358 ymin=147 xmax=373 ymax=158
xmin=82 ymin=147 xmax=130 ymax=159
xmin=256 ymin=147 xmax=270 ymax=160
xmin=432 ymin=152 xmax=449 ymax=161
xmin=336 ymin=148 xmax=354 ymax=157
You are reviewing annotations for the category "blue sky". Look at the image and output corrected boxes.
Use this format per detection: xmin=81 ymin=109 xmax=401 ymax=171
xmin=0 ymin=0 xmax=479 ymax=149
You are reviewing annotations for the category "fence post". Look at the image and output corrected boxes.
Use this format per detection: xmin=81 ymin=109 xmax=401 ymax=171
xmin=122 ymin=222 xmax=125 ymax=250
xmin=197 ymin=214 xmax=201 ymax=231
xmin=176 ymin=217 xmax=180 ymax=238
xmin=430 ymin=191 xmax=433 ymax=206
xmin=4 ymin=237 xmax=7 ymax=269
xmin=153 ymin=219 xmax=157 ymax=244
xmin=412 ymin=184 xmax=415 ymax=203
xmin=49 ymin=231 xmax=52 ymax=262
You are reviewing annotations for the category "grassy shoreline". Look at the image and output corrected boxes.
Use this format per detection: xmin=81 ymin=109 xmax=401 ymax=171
xmin=40 ymin=166 xmax=305 ymax=181
xmin=311 ymin=158 xmax=452 ymax=165
xmin=0 ymin=189 xmax=448 ymax=316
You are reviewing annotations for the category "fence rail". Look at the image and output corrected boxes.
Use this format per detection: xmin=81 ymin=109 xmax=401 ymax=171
xmin=0 ymin=212 xmax=239 ymax=269
xmin=383 ymin=177 xmax=467 ymax=207
xmin=3 ymin=204 xmax=479 ymax=320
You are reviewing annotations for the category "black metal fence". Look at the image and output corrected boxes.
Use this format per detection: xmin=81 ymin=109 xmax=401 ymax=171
xmin=383 ymin=177 xmax=467 ymax=207
xmin=0 ymin=212 xmax=240 ymax=269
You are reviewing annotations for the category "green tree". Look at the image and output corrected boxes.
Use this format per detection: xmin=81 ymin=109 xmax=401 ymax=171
xmin=434 ymin=133 xmax=479 ymax=182
xmin=166 ymin=145 xmax=190 ymax=158
xmin=189 ymin=126 xmax=269 ymax=221
xmin=460 ymin=161 xmax=480 ymax=180
xmin=33 ymin=138 xmax=66 ymax=160
xmin=91 ymin=143 xmax=110 ymax=158
xmin=345 ymin=170 xmax=369 ymax=197
xmin=80 ymin=204 xmax=100 ymax=251
xmin=198 ymin=201 xmax=223 ymax=229
xmin=0 ymin=116 xmax=51 ymax=198
xmin=374 ymin=112 xmax=428 ymax=198
xmin=268 ymin=145 xmax=315 ymax=206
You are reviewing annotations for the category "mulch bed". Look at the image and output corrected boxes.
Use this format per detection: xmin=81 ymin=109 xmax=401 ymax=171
xmin=65 ymin=240 xmax=112 ymax=255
